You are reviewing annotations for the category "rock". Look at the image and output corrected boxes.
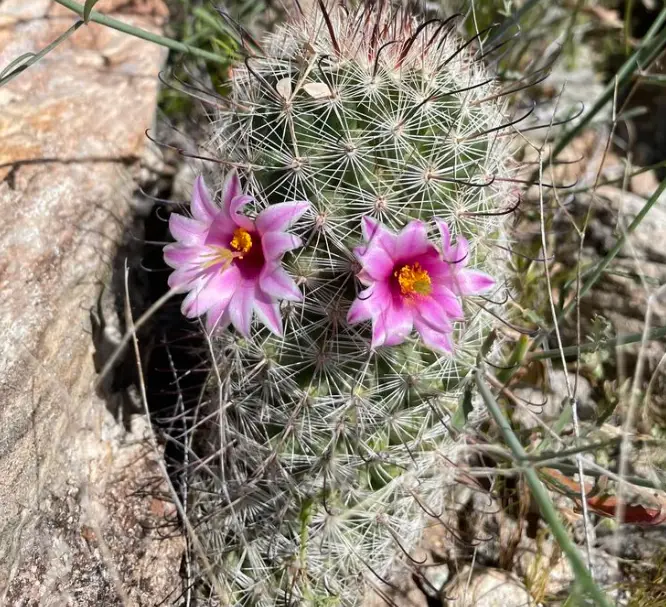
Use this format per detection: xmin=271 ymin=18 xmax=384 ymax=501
xmin=512 ymin=371 xmax=595 ymax=430
xmin=0 ymin=0 xmax=180 ymax=599
xmin=443 ymin=566 xmax=534 ymax=607
xmin=421 ymin=563 xmax=451 ymax=597
xmin=596 ymin=524 xmax=666 ymax=561
xmin=3 ymin=416 xmax=185 ymax=605
xmin=515 ymin=536 xmax=620 ymax=600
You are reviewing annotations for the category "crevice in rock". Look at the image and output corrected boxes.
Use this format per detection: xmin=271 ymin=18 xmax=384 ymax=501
xmin=91 ymin=149 xmax=206 ymax=526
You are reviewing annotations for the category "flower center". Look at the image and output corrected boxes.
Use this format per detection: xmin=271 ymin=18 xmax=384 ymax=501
xmin=230 ymin=228 xmax=252 ymax=257
xmin=395 ymin=263 xmax=432 ymax=297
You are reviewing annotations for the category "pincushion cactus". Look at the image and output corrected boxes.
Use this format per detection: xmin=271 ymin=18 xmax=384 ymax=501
xmin=169 ymin=1 xmax=519 ymax=603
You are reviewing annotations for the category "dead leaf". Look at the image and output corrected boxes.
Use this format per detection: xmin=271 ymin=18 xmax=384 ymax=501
xmin=303 ymin=82 xmax=332 ymax=99
xmin=276 ymin=78 xmax=292 ymax=100
xmin=541 ymin=468 xmax=666 ymax=526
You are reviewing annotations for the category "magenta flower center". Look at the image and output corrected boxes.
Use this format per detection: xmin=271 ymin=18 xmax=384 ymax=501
xmin=230 ymin=227 xmax=264 ymax=278
xmin=393 ymin=262 xmax=432 ymax=298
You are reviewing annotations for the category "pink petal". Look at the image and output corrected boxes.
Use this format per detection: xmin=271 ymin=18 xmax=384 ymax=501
xmin=206 ymin=215 xmax=235 ymax=248
xmin=435 ymin=219 xmax=451 ymax=253
xmin=371 ymin=301 xmax=413 ymax=349
xmin=229 ymin=195 xmax=254 ymax=231
xmin=168 ymin=268 xmax=200 ymax=292
xmin=431 ymin=285 xmax=464 ymax=320
xmin=415 ymin=297 xmax=454 ymax=331
xmin=347 ymin=288 xmax=375 ymax=324
xmin=206 ymin=305 xmax=230 ymax=333
xmin=361 ymin=216 xmax=397 ymax=257
xmin=228 ymin=284 xmax=255 ymax=336
xmin=362 ymin=216 xmax=389 ymax=241
xmin=259 ymin=266 xmax=302 ymax=301
xmin=262 ymin=232 xmax=302 ymax=260
xmin=414 ymin=318 xmax=454 ymax=354
xmin=371 ymin=312 xmax=388 ymax=348
xmin=395 ymin=221 xmax=432 ymax=258
xmin=254 ymin=293 xmax=283 ymax=336
xmin=169 ymin=214 xmax=208 ymax=246
xmin=181 ymin=268 xmax=239 ymax=318
xmin=355 ymin=243 xmax=394 ymax=280
xmin=453 ymin=269 xmax=495 ymax=296
xmin=416 ymin=248 xmax=451 ymax=279
xmin=255 ymin=201 xmax=309 ymax=234
xmin=163 ymin=244 xmax=201 ymax=269
xmin=191 ymin=176 xmax=218 ymax=222
xmin=221 ymin=169 xmax=243 ymax=211
xmin=446 ymin=236 xmax=469 ymax=266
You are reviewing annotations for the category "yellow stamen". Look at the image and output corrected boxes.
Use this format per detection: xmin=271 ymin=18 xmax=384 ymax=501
xmin=395 ymin=262 xmax=432 ymax=297
xmin=230 ymin=228 xmax=252 ymax=257
xmin=201 ymin=245 xmax=236 ymax=270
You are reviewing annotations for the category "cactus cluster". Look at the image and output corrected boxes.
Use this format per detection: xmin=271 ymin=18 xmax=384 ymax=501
xmin=169 ymin=1 xmax=520 ymax=603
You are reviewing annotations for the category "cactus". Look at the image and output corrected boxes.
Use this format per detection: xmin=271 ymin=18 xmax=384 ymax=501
xmin=169 ymin=1 xmax=519 ymax=604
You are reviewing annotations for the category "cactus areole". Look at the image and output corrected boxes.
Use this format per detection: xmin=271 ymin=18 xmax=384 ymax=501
xmin=166 ymin=1 xmax=518 ymax=604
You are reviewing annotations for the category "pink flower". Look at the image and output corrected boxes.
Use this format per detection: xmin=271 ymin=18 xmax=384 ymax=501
xmin=164 ymin=171 xmax=308 ymax=336
xmin=347 ymin=218 xmax=495 ymax=353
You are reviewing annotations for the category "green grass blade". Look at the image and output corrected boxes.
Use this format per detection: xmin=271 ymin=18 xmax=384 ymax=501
xmin=476 ymin=370 xmax=612 ymax=607
xmin=0 ymin=20 xmax=84 ymax=88
xmin=83 ymin=0 xmax=100 ymax=23
xmin=546 ymin=8 xmax=666 ymax=165
xmin=54 ymin=0 xmax=228 ymax=65
xmin=530 ymin=325 xmax=666 ymax=361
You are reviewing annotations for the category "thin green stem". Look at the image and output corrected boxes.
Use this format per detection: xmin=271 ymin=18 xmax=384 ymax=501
xmin=0 ymin=21 xmax=83 ymax=87
xmin=529 ymin=325 xmax=666 ymax=361
xmin=542 ymin=8 xmax=666 ymax=167
xmin=54 ymin=0 xmax=228 ymax=64
xmin=558 ymin=177 xmax=666 ymax=322
xmin=476 ymin=371 xmax=612 ymax=607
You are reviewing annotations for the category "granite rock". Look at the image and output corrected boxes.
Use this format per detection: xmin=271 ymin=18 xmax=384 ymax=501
xmin=0 ymin=0 xmax=181 ymax=601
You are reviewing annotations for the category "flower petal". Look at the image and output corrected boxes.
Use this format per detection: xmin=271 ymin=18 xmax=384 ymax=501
xmin=163 ymin=244 xmax=201 ymax=269
xmin=255 ymin=201 xmax=309 ymax=234
xmin=228 ymin=284 xmax=255 ymax=336
xmin=229 ymin=195 xmax=255 ymax=230
xmin=221 ymin=169 xmax=243 ymax=211
xmin=254 ymin=293 xmax=283 ymax=336
xmin=262 ymin=232 xmax=302 ymax=260
xmin=446 ymin=235 xmax=469 ymax=266
xmin=347 ymin=287 xmax=376 ymax=324
xmin=361 ymin=216 xmax=397 ymax=257
xmin=169 ymin=213 xmax=208 ymax=246
xmin=260 ymin=266 xmax=302 ymax=301
xmin=395 ymin=220 xmax=432 ymax=259
xmin=372 ymin=300 xmax=413 ymax=348
xmin=435 ymin=218 xmax=451 ymax=253
xmin=453 ymin=269 xmax=495 ymax=296
xmin=415 ymin=296 xmax=454 ymax=331
xmin=361 ymin=216 xmax=389 ymax=242
xmin=430 ymin=284 xmax=464 ymax=320
xmin=414 ymin=318 xmax=454 ymax=354
xmin=416 ymin=248 xmax=451 ymax=279
xmin=168 ymin=267 xmax=200 ymax=292
xmin=181 ymin=268 xmax=239 ymax=318
xmin=191 ymin=176 xmax=218 ymax=222
xmin=355 ymin=243 xmax=394 ymax=280
xmin=206 ymin=304 xmax=231 ymax=333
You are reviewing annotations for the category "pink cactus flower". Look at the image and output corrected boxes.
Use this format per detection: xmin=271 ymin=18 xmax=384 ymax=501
xmin=164 ymin=171 xmax=308 ymax=336
xmin=347 ymin=217 xmax=495 ymax=353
